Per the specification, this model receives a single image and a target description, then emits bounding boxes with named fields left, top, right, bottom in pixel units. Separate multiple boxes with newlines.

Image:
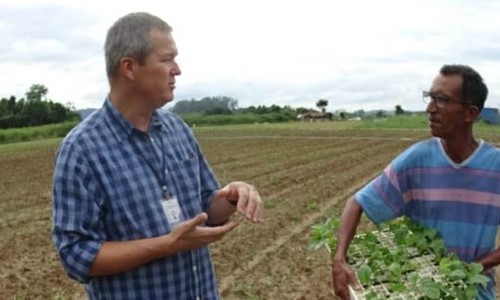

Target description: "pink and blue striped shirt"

left=355, top=137, right=500, bottom=299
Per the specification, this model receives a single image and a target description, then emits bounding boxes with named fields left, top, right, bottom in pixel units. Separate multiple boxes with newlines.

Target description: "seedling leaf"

left=420, top=278, right=441, bottom=299
left=357, top=264, right=372, bottom=285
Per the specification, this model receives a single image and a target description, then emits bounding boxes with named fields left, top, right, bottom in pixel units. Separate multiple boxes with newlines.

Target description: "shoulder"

left=477, top=141, right=500, bottom=168
left=388, top=138, right=438, bottom=172
left=158, top=109, right=185, bottom=124
left=396, top=138, right=437, bottom=161
left=59, top=108, right=107, bottom=155
left=480, top=141, right=500, bottom=154
left=158, top=110, right=193, bottom=135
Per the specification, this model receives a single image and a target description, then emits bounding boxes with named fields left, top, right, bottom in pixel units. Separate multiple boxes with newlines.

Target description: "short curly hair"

left=440, top=64, right=488, bottom=111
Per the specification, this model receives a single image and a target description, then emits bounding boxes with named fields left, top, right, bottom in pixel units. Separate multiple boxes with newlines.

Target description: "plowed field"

left=0, top=123, right=498, bottom=299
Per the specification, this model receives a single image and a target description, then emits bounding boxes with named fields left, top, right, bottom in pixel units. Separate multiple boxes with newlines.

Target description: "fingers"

left=332, top=263, right=352, bottom=300
left=221, top=182, right=263, bottom=223
left=189, top=212, right=209, bottom=226
left=332, top=275, right=350, bottom=300
left=347, top=269, right=361, bottom=290
left=234, top=183, right=249, bottom=214
left=172, top=215, right=237, bottom=249
left=214, top=220, right=239, bottom=235
left=333, top=282, right=350, bottom=300
left=215, top=184, right=232, bottom=199
left=171, top=213, right=207, bottom=239
left=245, top=187, right=263, bottom=222
left=194, top=220, right=239, bottom=242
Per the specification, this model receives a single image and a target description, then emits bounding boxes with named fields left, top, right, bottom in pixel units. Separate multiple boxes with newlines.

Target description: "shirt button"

left=193, top=265, right=197, bottom=272
left=196, top=297, right=200, bottom=300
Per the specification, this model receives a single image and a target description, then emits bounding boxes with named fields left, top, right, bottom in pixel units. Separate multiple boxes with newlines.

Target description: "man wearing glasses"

left=331, top=64, right=500, bottom=300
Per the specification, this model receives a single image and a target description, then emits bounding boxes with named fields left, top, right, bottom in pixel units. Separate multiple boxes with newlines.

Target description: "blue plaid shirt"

left=52, top=98, right=221, bottom=299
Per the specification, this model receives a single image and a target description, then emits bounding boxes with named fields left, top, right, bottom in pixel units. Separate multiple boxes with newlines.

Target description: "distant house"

left=299, top=111, right=333, bottom=122
left=480, top=107, right=500, bottom=125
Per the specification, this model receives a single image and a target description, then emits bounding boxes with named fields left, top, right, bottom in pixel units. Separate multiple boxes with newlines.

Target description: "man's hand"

left=214, top=181, right=263, bottom=223
left=168, top=213, right=239, bottom=253
left=88, top=213, right=238, bottom=276
left=332, top=259, right=360, bottom=300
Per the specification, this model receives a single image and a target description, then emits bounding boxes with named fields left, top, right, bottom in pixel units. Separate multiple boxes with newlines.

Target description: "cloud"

left=1, top=0, right=500, bottom=112
left=0, top=4, right=102, bottom=64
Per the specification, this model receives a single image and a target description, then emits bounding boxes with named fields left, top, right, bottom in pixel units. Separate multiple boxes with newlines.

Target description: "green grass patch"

left=355, top=114, right=429, bottom=130
left=354, top=114, right=500, bottom=135
left=0, top=121, right=78, bottom=145
left=0, top=138, right=61, bottom=155
left=0, top=115, right=497, bottom=145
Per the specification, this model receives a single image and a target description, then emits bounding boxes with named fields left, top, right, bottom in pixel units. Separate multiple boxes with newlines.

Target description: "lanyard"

left=131, top=130, right=171, bottom=199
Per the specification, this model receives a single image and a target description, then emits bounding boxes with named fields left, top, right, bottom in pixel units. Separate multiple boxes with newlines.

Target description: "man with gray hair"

left=52, top=12, right=263, bottom=299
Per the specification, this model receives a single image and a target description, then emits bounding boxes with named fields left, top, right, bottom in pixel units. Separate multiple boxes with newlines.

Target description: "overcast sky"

left=1, top=0, right=500, bottom=112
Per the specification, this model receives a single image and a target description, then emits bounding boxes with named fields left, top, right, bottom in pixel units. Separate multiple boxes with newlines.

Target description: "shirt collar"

left=436, top=137, right=484, bottom=169
left=103, top=98, right=166, bottom=142
left=150, top=111, right=164, bottom=133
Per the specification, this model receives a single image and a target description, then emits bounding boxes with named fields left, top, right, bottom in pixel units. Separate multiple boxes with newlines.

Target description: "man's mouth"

left=428, top=118, right=439, bottom=127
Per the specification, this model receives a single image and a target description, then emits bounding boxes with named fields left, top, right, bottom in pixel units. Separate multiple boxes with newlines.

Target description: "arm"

left=332, top=197, right=363, bottom=300
left=52, top=143, right=104, bottom=282
left=53, top=143, right=239, bottom=280
left=476, top=248, right=500, bottom=273
left=89, top=238, right=167, bottom=276
left=89, top=213, right=238, bottom=276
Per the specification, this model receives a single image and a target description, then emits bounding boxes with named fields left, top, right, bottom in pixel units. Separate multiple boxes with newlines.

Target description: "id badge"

left=161, top=196, right=184, bottom=227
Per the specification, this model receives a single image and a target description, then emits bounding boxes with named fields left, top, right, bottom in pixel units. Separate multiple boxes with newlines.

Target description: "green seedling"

left=309, top=216, right=490, bottom=299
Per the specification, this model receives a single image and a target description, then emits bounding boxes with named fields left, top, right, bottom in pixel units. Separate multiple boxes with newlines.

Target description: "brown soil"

left=0, top=128, right=498, bottom=299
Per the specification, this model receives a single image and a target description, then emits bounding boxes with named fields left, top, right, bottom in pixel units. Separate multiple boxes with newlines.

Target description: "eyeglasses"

left=422, top=91, right=469, bottom=109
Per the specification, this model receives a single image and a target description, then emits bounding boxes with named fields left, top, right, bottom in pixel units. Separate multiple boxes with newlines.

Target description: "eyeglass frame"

left=422, top=90, right=474, bottom=109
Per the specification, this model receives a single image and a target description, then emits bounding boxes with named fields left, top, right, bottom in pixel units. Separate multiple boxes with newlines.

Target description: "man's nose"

left=426, top=99, right=437, bottom=113
left=172, top=61, right=181, bottom=76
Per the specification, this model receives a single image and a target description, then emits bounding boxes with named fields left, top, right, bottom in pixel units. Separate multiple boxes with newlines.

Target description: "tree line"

left=171, top=96, right=402, bottom=121
left=0, top=84, right=80, bottom=129
left=172, top=96, right=238, bottom=115
left=172, top=96, right=312, bottom=116
left=1, top=84, right=407, bottom=130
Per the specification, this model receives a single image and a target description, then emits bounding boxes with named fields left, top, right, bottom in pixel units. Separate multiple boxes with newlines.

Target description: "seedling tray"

left=348, top=229, right=455, bottom=300
left=348, top=254, right=441, bottom=299
left=309, top=217, right=489, bottom=299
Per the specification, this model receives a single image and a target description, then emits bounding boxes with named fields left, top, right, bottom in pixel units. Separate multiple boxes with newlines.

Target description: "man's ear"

left=119, top=57, right=137, bottom=81
left=465, top=105, right=480, bottom=123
